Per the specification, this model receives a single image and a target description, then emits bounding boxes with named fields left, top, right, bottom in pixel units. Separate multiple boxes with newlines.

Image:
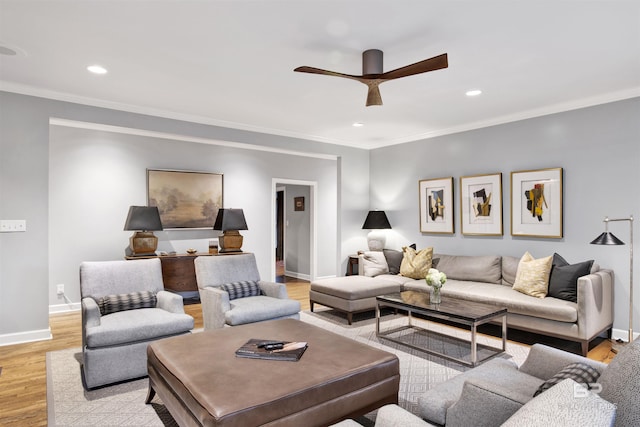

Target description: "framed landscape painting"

left=419, top=177, right=454, bottom=234
left=510, top=167, right=563, bottom=238
left=460, top=173, right=503, bottom=236
left=147, top=169, right=223, bottom=229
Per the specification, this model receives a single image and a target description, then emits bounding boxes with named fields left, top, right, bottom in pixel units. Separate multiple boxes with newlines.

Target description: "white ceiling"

left=1, top=1, right=639, bottom=149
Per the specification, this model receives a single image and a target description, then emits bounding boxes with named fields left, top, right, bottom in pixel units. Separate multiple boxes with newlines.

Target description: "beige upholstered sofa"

left=310, top=251, right=613, bottom=356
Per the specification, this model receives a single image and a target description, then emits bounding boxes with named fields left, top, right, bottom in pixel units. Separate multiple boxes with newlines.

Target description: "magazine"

left=235, top=338, right=308, bottom=361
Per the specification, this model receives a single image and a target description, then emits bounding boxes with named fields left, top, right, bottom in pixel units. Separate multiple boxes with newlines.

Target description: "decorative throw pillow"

left=220, top=280, right=262, bottom=300
left=400, top=246, right=433, bottom=279
left=97, top=290, right=157, bottom=315
left=361, top=251, right=389, bottom=277
left=547, top=253, right=594, bottom=302
left=512, top=252, right=553, bottom=298
left=533, top=362, right=601, bottom=397
left=383, top=249, right=403, bottom=275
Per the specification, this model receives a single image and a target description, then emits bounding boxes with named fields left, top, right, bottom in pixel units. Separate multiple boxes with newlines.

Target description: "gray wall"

left=370, top=98, right=640, bottom=339
left=48, top=126, right=336, bottom=308
left=0, top=91, right=370, bottom=343
left=283, top=184, right=311, bottom=277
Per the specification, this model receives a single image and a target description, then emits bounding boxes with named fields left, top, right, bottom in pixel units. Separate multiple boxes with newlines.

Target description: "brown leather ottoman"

left=146, top=318, right=399, bottom=427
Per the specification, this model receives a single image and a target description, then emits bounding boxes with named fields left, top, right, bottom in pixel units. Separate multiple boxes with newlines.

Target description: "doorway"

left=271, top=179, right=317, bottom=283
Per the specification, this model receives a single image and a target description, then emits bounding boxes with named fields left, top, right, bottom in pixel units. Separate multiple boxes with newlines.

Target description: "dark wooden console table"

left=126, top=253, right=212, bottom=303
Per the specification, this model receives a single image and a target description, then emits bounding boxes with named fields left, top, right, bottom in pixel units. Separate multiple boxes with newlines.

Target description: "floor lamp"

left=590, top=215, right=634, bottom=351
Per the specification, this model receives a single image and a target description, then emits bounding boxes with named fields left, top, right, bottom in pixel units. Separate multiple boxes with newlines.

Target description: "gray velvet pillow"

left=548, top=253, right=594, bottom=302
left=383, top=249, right=403, bottom=275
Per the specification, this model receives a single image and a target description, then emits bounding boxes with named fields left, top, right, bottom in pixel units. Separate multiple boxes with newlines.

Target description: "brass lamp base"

left=129, top=231, right=158, bottom=256
left=219, top=230, right=244, bottom=253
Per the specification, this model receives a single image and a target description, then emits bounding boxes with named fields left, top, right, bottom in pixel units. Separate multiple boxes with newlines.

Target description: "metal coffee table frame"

left=376, top=292, right=507, bottom=367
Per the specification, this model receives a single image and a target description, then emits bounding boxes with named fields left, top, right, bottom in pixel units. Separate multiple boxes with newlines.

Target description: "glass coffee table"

left=376, top=291, right=507, bottom=367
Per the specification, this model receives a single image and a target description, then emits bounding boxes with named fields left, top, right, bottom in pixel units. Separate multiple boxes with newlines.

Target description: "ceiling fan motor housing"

left=363, top=49, right=383, bottom=75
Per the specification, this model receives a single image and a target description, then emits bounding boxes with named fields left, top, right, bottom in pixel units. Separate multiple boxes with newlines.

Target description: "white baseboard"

left=284, top=270, right=311, bottom=281
left=49, top=302, right=81, bottom=314
left=0, top=328, right=52, bottom=347
left=611, top=327, right=639, bottom=343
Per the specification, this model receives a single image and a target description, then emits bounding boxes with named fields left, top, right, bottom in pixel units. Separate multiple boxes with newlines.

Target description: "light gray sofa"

left=194, top=253, right=301, bottom=330
left=310, top=252, right=613, bottom=355
left=80, top=258, right=194, bottom=389
left=334, top=336, right=640, bottom=427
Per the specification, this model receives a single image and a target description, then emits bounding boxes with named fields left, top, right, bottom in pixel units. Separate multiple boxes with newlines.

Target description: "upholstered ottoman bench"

left=146, top=318, right=400, bottom=426
left=310, top=276, right=403, bottom=324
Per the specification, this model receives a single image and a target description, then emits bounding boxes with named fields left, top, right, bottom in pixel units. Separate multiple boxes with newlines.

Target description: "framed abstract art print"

left=510, top=167, right=563, bottom=238
left=419, top=177, right=454, bottom=234
left=460, top=173, right=503, bottom=236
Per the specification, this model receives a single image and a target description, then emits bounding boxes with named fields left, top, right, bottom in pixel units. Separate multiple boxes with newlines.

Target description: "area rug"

left=46, top=309, right=529, bottom=426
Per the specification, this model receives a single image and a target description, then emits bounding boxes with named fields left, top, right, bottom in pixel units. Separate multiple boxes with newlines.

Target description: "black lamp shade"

left=213, top=209, right=248, bottom=231
left=590, top=232, right=625, bottom=245
left=124, top=206, right=163, bottom=231
left=362, top=210, right=391, bottom=229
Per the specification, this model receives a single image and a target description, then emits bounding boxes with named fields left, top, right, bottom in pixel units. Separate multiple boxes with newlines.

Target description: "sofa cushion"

left=404, top=280, right=578, bottom=323
left=512, top=252, right=553, bottom=298
left=501, top=256, right=520, bottom=286
left=432, top=254, right=502, bottom=284
left=85, top=308, right=194, bottom=348
left=598, top=337, right=640, bottom=426
left=226, top=296, right=300, bottom=325
left=360, top=251, right=389, bottom=277
left=533, top=362, right=600, bottom=397
left=400, top=246, right=433, bottom=279
left=502, top=379, right=616, bottom=427
left=547, top=253, right=594, bottom=302
left=96, top=290, right=157, bottom=315
left=311, top=276, right=400, bottom=300
left=220, top=280, right=263, bottom=300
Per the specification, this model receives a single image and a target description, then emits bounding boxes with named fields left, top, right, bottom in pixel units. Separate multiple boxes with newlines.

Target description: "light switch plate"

left=0, top=220, right=27, bottom=232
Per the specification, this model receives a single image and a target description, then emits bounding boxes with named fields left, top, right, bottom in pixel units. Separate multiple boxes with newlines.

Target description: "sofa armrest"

left=445, top=378, right=528, bottom=427
left=258, top=281, right=288, bottom=299
left=156, top=290, right=186, bottom=314
left=519, top=343, right=607, bottom=380
left=200, top=286, right=230, bottom=330
left=502, top=379, right=616, bottom=427
left=82, top=297, right=101, bottom=328
left=576, top=269, right=614, bottom=341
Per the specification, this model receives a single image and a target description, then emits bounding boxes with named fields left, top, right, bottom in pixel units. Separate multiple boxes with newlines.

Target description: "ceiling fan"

left=294, top=49, right=448, bottom=106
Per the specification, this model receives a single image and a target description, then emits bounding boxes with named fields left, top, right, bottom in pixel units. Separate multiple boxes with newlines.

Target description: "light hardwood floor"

left=0, top=277, right=614, bottom=426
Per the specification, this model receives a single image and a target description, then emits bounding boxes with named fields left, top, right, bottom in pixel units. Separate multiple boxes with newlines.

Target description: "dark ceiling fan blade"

left=380, top=53, right=448, bottom=80
left=294, top=66, right=363, bottom=82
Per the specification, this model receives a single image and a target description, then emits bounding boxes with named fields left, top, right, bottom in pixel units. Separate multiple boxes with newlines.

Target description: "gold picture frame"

left=147, top=169, right=223, bottom=229
left=419, top=177, right=454, bottom=234
left=510, top=167, right=563, bottom=238
left=460, top=173, right=503, bottom=236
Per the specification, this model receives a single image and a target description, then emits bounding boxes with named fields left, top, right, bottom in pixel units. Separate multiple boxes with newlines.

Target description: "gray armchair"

left=80, top=258, right=194, bottom=389
left=194, top=253, right=300, bottom=330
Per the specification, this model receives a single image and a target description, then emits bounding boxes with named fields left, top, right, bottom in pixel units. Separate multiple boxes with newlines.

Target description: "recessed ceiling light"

left=352, top=122, right=364, bottom=127
left=466, top=89, right=482, bottom=97
left=87, top=65, right=108, bottom=75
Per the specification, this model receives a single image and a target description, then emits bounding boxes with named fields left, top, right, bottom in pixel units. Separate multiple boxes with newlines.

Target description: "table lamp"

left=213, top=208, right=248, bottom=253
left=124, top=206, right=163, bottom=256
left=591, top=215, right=634, bottom=351
left=362, top=210, right=392, bottom=251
